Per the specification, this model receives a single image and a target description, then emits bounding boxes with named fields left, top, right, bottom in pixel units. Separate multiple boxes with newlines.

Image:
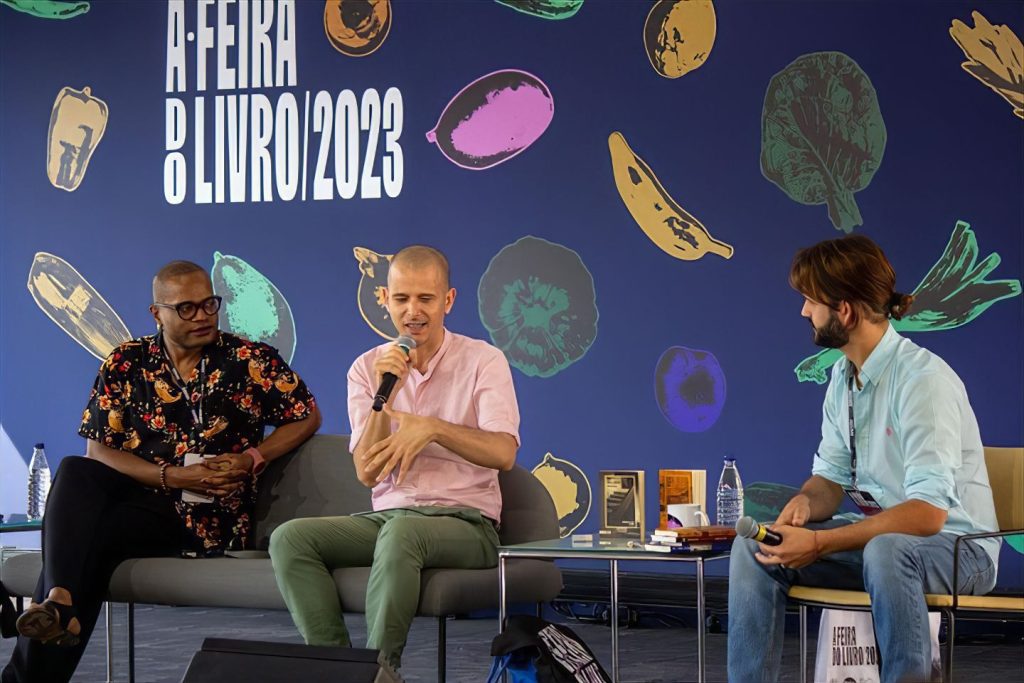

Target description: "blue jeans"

left=727, top=519, right=996, bottom=683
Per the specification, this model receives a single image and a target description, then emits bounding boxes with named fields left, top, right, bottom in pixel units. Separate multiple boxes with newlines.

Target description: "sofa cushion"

left=251, top=434, right=370, bottom=549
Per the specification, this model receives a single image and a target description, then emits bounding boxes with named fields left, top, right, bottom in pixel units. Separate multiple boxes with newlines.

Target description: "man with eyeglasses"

left=3, top=260, right=321, bottom=683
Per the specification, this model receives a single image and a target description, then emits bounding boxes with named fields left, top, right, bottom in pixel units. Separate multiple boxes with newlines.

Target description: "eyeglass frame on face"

left=152, top=295, right=223, bottom=321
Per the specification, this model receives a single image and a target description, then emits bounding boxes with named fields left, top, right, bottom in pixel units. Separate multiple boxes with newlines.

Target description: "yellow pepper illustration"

left=47, top=86, right=108, bottom=191
left=608, top=132, right=733, bottom=261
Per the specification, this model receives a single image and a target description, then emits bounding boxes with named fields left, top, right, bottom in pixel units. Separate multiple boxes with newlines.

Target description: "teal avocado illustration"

left=478, top=236, right=598, bottom=378
left=494, top=0, right=584, bottom=21
left=744, top=482, right=800, bottom=522
left=212, top=252, right=297, bottom=363
left=532, top=452, right=592, bottom=537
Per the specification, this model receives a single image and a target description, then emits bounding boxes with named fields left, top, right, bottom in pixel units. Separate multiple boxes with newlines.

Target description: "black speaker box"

left=181, top=638, right=402, bottom=682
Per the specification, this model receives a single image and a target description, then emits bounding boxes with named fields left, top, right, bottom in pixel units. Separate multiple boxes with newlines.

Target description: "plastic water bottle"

left=715, top=456, right=743, bottom=527
left=27, top=443, right=51, bottom=521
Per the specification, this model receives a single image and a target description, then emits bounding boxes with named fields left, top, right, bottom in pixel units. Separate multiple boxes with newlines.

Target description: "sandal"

left=15, top=599, right=80, bottom=647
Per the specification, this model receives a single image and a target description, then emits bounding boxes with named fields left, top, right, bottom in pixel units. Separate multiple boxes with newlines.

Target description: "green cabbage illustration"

left=795, top=221, right=1022, bottom=383
left=478, top=236, right=598, bottom=378
left=761, top=51, right=887, bottom=233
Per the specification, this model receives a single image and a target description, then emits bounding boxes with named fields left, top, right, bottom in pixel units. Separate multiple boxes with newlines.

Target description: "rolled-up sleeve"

left=473, top=349, right=521, bottom=445
left=347, top=355, right=375, bottom=454
left=811, top=366, right=853, bottom=488
left=895, top=373, right=961, bottom=511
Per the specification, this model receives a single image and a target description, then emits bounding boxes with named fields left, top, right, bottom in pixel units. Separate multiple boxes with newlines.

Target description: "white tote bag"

left=814, top=609, right=941, bottom=683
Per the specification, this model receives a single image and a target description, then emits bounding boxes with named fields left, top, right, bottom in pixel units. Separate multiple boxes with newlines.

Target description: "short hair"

left=389, top=245, right=450, bottom=289
left=789, top=235, right=914, bottom=323
left=152, top=260, right=209, bottom=301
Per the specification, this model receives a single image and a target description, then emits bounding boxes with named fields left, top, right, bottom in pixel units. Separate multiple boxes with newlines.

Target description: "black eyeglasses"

left=153, top=295, right=222, bottom=321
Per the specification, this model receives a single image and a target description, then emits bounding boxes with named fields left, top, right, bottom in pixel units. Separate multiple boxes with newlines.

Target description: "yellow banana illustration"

left=202, top=415, right=228, bottom=439
left=274, top=371, right=299, bottom=393
left=248, top=359, right=265, bottom=383
left=27, top=252, right=132, bottom=360
left=950, top=11, right=1024, bottom=119
left=124, top=430, right=141, bottom=450
left=608, top=132, right=733, bottom=261
left=107, top=409, right=124, bottom=433
left=154, top=379, right=181, bottom=404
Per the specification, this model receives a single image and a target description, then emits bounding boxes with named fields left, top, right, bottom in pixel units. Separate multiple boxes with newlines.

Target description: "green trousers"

left=269, top=506, right=499, bottom=668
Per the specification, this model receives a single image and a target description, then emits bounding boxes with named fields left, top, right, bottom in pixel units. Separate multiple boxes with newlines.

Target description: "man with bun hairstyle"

left=727, top=235, right=999, bottom=683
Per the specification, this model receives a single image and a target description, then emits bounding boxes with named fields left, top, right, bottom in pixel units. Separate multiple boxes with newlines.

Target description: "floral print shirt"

left=79, top=332, right=316, bottom=552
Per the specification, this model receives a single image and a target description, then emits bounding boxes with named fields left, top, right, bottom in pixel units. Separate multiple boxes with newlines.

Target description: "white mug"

left=667, top=503, right=710, bottom=528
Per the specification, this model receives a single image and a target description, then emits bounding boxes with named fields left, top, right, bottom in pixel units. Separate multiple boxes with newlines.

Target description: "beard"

left=811, top=311, right=849, bottom=349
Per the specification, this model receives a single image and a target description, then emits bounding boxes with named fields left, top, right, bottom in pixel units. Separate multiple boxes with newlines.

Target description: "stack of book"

left=643, top=525, right=736, bottom=553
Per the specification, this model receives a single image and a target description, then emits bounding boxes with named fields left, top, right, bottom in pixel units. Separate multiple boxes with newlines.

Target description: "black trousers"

left=2, top=456, right=182, bottom=683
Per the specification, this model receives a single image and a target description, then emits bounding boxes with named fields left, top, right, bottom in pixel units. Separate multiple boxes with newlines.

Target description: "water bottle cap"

left=34, top=443, right=44, bottom=449
left=724, top=456, right=735, bottom=462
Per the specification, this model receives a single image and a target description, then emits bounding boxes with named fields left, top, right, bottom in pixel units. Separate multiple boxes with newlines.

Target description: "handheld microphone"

left=735, top=516, right=783, bottom=546
left=372, top=335, right=417, bottom=412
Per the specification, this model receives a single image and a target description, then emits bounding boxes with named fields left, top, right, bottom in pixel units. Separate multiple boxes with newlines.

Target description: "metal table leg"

left=697, top=558, right=706, bottom=683
left=498, top=555, right=507, bottom=633
left=105, top=602, right=113, bottom=683
left=610, top=559, right=619, bottom=683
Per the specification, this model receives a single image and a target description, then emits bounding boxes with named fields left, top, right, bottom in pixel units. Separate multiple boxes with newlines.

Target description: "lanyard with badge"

left=842, top=370, right=884, bottom=516
left=160, top=335, right=207, bottom=440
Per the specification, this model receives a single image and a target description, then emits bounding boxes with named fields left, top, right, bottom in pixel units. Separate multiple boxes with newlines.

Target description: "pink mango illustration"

left=426, top=69, right=554, bottom=170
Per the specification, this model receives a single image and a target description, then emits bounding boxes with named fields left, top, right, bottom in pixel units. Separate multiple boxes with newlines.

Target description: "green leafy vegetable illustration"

left=761, top=51, right=887, bottom=233
left=795, top=221, right=1022, bottom=383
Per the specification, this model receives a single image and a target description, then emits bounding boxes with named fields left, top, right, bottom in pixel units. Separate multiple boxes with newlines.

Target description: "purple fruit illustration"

left=426, top=69, right=554, bottom=170
left=654, top=345, right=726, bottom=432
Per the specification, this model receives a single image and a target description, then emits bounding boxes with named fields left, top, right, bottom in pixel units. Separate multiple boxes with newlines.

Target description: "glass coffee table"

left=498, top=537, right=729, bottom=683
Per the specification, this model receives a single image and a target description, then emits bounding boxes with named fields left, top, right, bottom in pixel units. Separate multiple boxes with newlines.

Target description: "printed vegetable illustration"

left=27, top=252, right=131, bottom=360
left=644, top=0, right=717, bottom=79
left=532, top=452, right=593, bottom=537
left=427, top=70, right=554, bottom=170
left=354, top=246, right=398, bottom=340
left=609, top=131, right=733, bottom=261
left=745, top=482, right=800, bottom=522
left=1, top=0, right=89, bottom=20
left=478, top=236, right=598, bottom=378
left=795, top=221, right=1022, bottom=383
left=761, top=52, right=887, bottom=232
left=324, top=0, right=391, bottom=57
left=494, top=0, right=583, bottom=20
left=950, top=11, right=1024, bottom=119
left=47, top=86, right=108, bottom=191
left=211, top=252, right=297, bottom=363
left=655, top=345, right=727, bottom=432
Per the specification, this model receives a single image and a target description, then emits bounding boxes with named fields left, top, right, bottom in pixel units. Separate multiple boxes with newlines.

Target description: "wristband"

left=244, top=447, right=266, bottom=475
left=159, top=462, right=171, bottom=493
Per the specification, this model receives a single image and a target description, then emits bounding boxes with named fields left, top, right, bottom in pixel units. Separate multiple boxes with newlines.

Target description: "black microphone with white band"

left=735, top=516, right=783, bottom=546
left=372, top=335, right=417, bottom=412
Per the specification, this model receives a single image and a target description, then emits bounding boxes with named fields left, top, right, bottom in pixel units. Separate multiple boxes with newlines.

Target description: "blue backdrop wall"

left=1, top=0, right=1022, bottom=587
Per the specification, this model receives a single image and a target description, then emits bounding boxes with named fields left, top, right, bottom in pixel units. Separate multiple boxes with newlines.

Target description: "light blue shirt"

left=812, top=324, right=1001, bottom=569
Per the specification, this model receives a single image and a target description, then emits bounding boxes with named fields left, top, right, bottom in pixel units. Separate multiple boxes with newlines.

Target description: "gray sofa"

left=0, top=434, right=564, bottom=682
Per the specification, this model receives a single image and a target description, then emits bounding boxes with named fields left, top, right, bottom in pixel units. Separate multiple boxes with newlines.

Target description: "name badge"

left=843, top=486, right=883, bottom=516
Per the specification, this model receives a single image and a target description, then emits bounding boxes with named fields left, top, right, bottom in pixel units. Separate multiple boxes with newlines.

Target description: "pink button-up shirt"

left=347, top=330, right=520, bottom=521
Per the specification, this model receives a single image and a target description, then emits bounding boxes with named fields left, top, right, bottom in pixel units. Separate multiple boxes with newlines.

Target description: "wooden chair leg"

left=437, top=615, right=447, bottom=683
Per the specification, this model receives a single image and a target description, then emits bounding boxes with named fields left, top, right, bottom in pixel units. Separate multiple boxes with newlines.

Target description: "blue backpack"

left=487, top=615, right=611, bottom=683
